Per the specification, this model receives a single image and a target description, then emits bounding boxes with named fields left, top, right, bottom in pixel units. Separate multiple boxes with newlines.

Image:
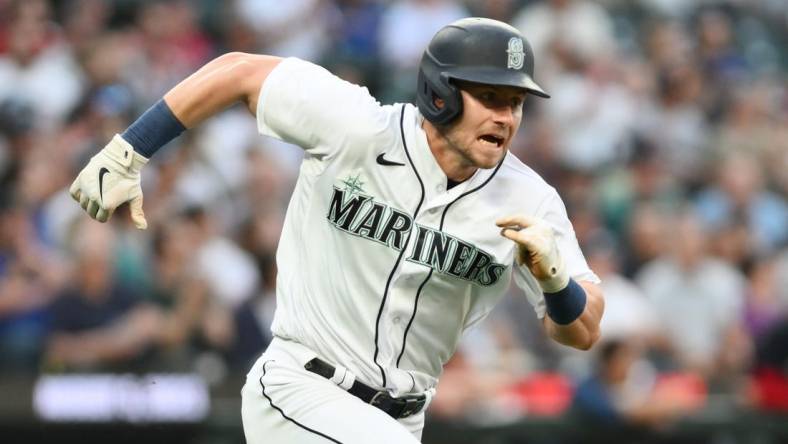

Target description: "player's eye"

left=479, top=93, right=491, bottom=102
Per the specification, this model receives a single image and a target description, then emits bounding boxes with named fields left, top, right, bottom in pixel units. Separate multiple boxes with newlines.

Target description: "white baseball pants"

left=241, top=337, right=428, bottom=443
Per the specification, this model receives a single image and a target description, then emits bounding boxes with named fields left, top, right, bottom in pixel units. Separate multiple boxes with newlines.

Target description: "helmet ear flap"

left=417, top=62, right=463, bottom=126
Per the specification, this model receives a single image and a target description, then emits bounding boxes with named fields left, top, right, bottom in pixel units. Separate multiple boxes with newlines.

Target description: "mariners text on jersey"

left=327, top=185, right=506, bottom=287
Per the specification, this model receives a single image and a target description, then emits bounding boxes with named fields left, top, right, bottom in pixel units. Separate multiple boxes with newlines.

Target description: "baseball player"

left=69, top=18, right=604, bottom=443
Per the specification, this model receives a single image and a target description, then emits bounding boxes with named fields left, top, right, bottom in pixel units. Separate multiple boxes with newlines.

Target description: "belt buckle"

left=399, top=396, right=426, bottom=418
left=369, top=391, right=387, bottom=408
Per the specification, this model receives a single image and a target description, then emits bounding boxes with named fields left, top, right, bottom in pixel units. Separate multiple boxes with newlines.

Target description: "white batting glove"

left=69, top=134, right=149, bottom=229
left=496, top=215, right=569, bottom=293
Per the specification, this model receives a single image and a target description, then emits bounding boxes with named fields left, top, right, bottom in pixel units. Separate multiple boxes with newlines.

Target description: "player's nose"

left=490, top=104, right=515, bottom=127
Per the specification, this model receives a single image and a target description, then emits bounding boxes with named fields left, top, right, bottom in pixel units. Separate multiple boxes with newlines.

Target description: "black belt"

left=304, top=358, right=426, bottom=419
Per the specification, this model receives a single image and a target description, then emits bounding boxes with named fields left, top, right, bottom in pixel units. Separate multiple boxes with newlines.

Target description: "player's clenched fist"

left=69, top=135, right=149, bottom=229
left=496, top=215, right=569, bottom=293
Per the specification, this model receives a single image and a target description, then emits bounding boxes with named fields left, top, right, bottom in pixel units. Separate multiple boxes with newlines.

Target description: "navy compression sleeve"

left=121, top=99, right=186, bottom=158
left=544, top=278, right=587, bottom=325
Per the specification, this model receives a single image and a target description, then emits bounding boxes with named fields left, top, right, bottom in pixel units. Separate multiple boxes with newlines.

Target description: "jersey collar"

left=406, top=106, right=501, bottom=209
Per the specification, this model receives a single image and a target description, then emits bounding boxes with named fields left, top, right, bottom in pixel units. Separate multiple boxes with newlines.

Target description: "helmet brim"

left=447, top=67, right=550, bottom=99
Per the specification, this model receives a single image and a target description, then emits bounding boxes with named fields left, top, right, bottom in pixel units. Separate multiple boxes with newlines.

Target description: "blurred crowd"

left=0, top=0, right=786, bottom=436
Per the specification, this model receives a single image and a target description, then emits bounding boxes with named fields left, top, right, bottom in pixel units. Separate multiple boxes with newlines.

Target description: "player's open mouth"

left=479, top=134, right=505, bottom=147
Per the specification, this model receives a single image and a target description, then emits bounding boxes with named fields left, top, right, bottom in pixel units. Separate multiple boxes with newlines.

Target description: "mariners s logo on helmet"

left=506, top=37, right=524, bottom=70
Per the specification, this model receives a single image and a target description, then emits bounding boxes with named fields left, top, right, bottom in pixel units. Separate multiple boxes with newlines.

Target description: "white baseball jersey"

left=255, top=57, right=598, bottom=397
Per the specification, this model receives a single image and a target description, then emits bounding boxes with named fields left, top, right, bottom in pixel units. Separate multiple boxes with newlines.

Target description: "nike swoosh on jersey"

left=98, top=167, right=110, bottom=203
left=376, top=153, right=405, bottom=167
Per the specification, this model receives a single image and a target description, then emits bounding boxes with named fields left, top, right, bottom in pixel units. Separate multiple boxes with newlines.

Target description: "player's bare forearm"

left=543, top=281, right=604, bottom=350
left=69, top=53, right=281, bottom=229
left=163, top=52, right=282, bottom=127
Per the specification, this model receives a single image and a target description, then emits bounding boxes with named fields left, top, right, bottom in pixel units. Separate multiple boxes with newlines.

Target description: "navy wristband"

left=122, top=99, right=186, bottom=158
left=544, top=278, right=587, bottom=325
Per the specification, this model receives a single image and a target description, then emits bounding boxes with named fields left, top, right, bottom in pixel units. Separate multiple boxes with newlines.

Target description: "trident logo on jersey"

left=506, top=37, right=524, bottom=70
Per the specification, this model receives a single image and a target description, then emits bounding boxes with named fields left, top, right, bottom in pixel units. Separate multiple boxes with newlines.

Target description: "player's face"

left=442, top=81, right=525, bottom=170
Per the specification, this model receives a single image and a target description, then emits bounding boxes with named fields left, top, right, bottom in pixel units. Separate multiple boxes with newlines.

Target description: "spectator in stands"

left=743, top=254, right=787, bottom=341
left=145, top=221, right=212, bottom=370
left=584, top=233, right=659, bottom=344
left=695, top=152, right=788, bottom=256
left=620, top=203, right=668, bottom=279
left=0, top=0, right=84, bottom=128
left=572, top=339, right=702, bottom=432
left=234, top=0, right=335, bottom=62
left=512, top=0, right=615, bottom=71
left=377, top=0, right=468, bottom=99
left=636, top=210, right=750, bottom=378
left=184, top=206, right=261, bottom=310
left=596, top=138, right=682, bottom=238
left=231, top=251, right=277, bottom=371
left=751, top=317, right=788, bottom=412
left=44, top=221, right=161, bottom=371
left=0, top=201, right=67, bottom=372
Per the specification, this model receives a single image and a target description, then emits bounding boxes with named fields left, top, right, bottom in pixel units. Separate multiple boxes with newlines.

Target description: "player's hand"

left=496, top=215, right=568, bottom=293
left=69, top=134, right=149, bottom=229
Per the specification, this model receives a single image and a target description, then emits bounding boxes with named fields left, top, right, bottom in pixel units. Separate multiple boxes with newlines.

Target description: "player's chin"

left=472, top=140, right=507, bottom=168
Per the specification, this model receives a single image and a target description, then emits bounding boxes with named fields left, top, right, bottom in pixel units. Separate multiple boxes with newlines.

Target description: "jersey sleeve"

left=255, top=57, right=388, bottom=159
left=513, top=188, right=600, bottom=319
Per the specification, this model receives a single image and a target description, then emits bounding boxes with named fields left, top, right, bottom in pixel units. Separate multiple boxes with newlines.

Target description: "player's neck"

left=422, top=119, right=477, bottom=182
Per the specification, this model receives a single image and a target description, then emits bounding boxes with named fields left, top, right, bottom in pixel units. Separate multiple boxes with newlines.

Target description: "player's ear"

left=432, top=94, right=445, bottom=109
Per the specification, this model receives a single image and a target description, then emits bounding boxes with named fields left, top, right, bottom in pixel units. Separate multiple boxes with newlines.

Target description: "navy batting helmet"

left=417, top=17, right=549, bottom=126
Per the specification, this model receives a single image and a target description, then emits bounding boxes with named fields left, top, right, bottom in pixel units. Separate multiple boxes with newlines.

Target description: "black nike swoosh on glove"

left=98, top=167, right=110, bottom=203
